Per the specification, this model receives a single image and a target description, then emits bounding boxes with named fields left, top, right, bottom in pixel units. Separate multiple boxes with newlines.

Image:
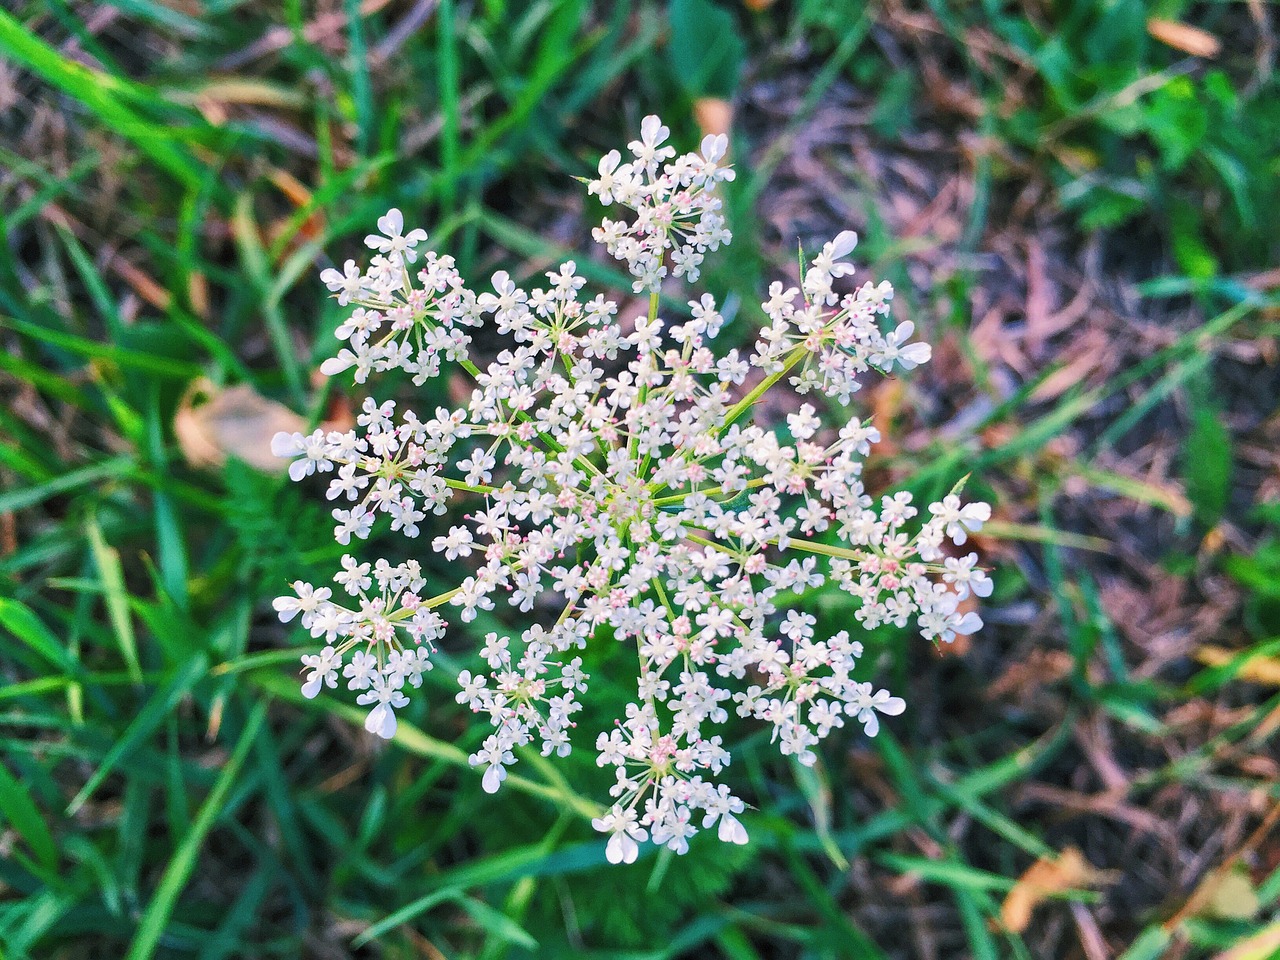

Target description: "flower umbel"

left=274, top=116, right=991, bottom=862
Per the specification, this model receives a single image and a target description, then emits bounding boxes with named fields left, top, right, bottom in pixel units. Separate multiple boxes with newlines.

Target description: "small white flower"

left=847, top=683, right=906, bottom=737
left=357, top=673, right=408, bottom=739
left=628, top=115, right=674, bottom=170
left=364, top=208, right=428, bottom=263
left=592, top=805, right=648, bottom=864
left=320, top=259, right=366, bottom=305
left=300, top=645, right=341, bottom=698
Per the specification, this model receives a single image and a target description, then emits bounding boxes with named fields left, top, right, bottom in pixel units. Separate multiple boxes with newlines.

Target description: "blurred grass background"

left=2, top=1, right=1280, bottom=957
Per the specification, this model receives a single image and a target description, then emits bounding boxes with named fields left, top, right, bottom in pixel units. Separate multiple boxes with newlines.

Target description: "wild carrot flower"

left=273, top=116, right=991, bottom=862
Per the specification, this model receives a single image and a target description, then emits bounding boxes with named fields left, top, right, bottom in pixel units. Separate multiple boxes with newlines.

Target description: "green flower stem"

left=717, top=346, right=808, bottom=436
left=442, top=477, right=498, bottom=496
left=650, top=477, right=767, bottom=506
left=629, top=290, right=662, bottom=467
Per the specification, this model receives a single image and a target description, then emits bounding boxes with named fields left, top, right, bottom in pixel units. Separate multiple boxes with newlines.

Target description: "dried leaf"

left=1147, top=18, right=1221, bottom=58
left=693, top=97, right=733, bottom=140
left=1203, top=867, right=1260, bottom=920
left=1196, top=645, right=1280, bottom=687
left=267, top=168, right=326, bottom=255
left=174, top=379, right=306, bottom=472
left=1000, top=847, right=1115, bottom=933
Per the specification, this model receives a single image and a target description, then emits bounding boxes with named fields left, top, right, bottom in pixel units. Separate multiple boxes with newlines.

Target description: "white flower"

left=388, top=646, right=433, bottom=688
left=930, top=495, right=991, bottom=545
left=364, top=208, right=428, bottom=263
left=273, top=582, right=331, bottom=624
left=847, top=684, right=905, bottom=737
left=588, top=149, right=625, bottom=204
left=357, top=673, right=408, bottom=739
left=320, top=259, right=366, bottom=305
left=874, top=321, right=932, bottom=371
left=592, top=806, right=648, bottom=864
left=432, top=525, right=475, bottom=560
left=300, top=645, right=341, bottom=698
left=701, top=785, right=749, bottom=845
left=472, top=733, right=516, bottom=794
left=272, top=114, right=992, bottom=862
left=944, top=553, right=993, bottom=599
left=627, top=115, right=674, bottom=171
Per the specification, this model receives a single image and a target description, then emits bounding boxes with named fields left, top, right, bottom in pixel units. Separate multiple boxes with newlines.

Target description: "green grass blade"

left=86, top=513, right=142, bottom=683
left=0, top=761, right=58, bottom=870
left=67, top=654, right=209, bottom=814
left=124, top=700, right=267, bottom=960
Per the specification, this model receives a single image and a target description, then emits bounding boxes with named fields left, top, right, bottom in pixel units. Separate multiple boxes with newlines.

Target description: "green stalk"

left=718, top=346, right=808, bottom=436
left=628, top=290, right=662, bottom=468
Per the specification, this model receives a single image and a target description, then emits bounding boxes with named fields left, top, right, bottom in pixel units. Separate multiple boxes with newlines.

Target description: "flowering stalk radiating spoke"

left=272, top=115, right=991, bottom=862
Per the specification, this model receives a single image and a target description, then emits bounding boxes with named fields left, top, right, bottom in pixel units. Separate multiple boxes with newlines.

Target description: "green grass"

left=2, top=1, right=1279, bottom=957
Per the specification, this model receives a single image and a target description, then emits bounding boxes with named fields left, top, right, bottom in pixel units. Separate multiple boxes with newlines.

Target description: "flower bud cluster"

left=589, top=115, right=734, bottom=293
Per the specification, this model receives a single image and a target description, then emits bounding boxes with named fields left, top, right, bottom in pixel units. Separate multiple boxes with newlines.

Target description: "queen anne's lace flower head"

left=274, top=116, right=991, bottom=864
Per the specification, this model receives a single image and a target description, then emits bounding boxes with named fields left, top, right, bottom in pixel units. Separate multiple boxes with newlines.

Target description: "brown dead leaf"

left=1024, top=238, right=1054, bottom=356
left=1147, top=18, right=1221, bottom=57
left=1000, top=847, right=1116, bottom=933
left=1196, top=645, right=1280, bottom=687
left=1203, top=867, right=1260, bottom=920
left=267, top=168, right=326, bottom=256
left=111, top=257, right=172, bottom=311
left=187, top=271, right=210, bottom=320
left=174, top=379, right=306, bottom=472
left=988, top=649, right=1073, bottom=699
left=867, top=378, right=905, bottom=457
left=1169, top=863, right=1263, bottom=934
left=693, top=97, right=733, bottom=140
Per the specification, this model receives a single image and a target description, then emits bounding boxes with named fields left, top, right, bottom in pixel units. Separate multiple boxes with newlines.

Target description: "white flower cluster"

left=273, top=117, right=991, bottom=864
left=589, top=115, right=733, bottom=292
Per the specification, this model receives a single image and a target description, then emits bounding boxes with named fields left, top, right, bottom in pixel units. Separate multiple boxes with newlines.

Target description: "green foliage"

left=1225, top=503, right=1280, bottom=640
left=1, top=1, right=1277, bottom=958
left=1182, top=370, right=1234, bottom=527
left=668, top=0, right=745, bottom=100
left=833, top=0, right=1280, bottom=273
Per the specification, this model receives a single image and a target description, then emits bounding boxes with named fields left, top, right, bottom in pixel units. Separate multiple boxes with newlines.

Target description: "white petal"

left=288, top=459, right=311, bottom=483
left=320, top=351, right=355, bottom=376
left=605, top=832, right=625, bottom=864
left=301, top=676, right=322, bottom=699
left=606, top=831, right=638, bottom=864
left=862, top=709, right=880, bottom=737
left=878, top=695, right=906, bottom=716
left=271, top=431, right=301, bottom=458
left=377, top=705, right=398, bottom=739
left=379, top=207, right=403, bottom=236
left=482, top=763, right=504, bottom=794
left=718, top=814, right=749, bottom=845
left=640, top=115, right=665, bottom=144
left=272, top=596, right=300, bottom=622
left=364, top=703, right=387, bottom=736
left=830, top=230, right=858, bottom=259
left=899, top=342, right=932, bottom=368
